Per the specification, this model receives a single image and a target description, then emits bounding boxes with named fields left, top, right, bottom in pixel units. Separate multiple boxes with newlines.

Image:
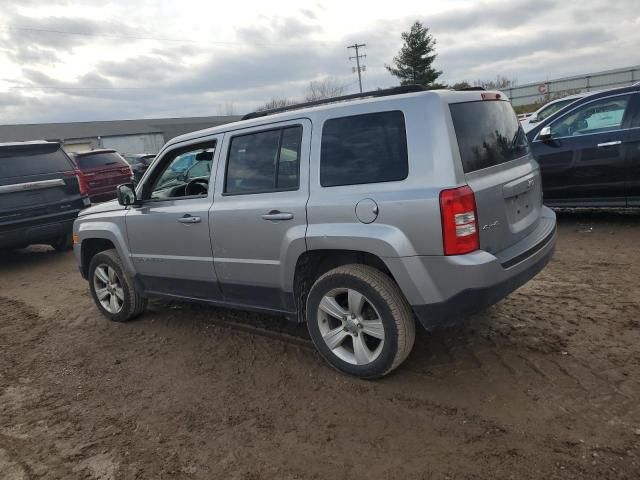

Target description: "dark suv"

left=0, top=141, right=89, bottom=250
left=527, top=84, right=640, bottom=207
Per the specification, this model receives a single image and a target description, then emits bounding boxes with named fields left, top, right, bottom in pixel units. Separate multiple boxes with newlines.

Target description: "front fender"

left=74, top=216, right=134, bottom=275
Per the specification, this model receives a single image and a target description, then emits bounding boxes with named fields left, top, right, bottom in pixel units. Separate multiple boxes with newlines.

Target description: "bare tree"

left=304, top=76, right=347, bottom=102
left=255, top=97, right=297, bottom=112
left=214, top=102, right=237, bottom=116
left=474, top=75, right=518, bottom=90
left=222, top=102, right=236, bottom=116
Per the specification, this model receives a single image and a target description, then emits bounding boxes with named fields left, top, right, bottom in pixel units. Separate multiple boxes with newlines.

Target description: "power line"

left=0, top=24, right=242, bottom=46
left=0, top=24, right=342, bottom=48
left=347, top=42, right=366, bottom=93
left=9, top=86, right=149, bottom=90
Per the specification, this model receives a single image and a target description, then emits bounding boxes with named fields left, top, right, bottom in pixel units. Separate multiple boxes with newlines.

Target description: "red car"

left=68, top=149, right=132, bottom=203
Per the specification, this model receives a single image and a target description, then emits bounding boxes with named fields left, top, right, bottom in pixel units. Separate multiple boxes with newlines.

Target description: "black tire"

left=306, top=264, right=415, bottom=379
left=88, top=248, right=147, bottom=322
left=50, top=233, right=73, bottom=251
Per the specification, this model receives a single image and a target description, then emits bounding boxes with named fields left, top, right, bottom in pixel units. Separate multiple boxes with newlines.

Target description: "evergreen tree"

left=386, top=21, right=442, bottom=88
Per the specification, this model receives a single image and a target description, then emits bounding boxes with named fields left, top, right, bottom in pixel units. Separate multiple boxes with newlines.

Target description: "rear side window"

left=0, top=144, right=73, bottom=179
left=225, top=126, right=302, bottom=194
left=320, top=111, right=408, bottom=187
left=450, top=100, right=529, bottom=173
left=75, top=152, right=126, bottom=170
left=549, top=94, right=631, bottom=137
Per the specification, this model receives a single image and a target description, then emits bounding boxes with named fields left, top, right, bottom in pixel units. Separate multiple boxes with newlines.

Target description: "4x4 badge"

left=482, top=220, right=500, bottom=230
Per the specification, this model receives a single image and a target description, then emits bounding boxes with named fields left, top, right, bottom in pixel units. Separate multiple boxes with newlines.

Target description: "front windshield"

left=537, top=99, right=576, bottom=121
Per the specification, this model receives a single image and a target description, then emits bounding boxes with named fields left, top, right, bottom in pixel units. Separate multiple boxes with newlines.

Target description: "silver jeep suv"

left=73, top=86, right=556, bottom=378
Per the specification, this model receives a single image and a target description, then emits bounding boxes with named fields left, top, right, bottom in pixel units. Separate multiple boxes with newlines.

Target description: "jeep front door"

left=210, top=120, right=310, bottom=313
left=125, top=138, right=222, bottom=299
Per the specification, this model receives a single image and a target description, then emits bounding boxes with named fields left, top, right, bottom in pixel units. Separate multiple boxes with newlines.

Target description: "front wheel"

left=88, top=249, right=147, bottom=322
left=306, top=264, right=415, bottom=378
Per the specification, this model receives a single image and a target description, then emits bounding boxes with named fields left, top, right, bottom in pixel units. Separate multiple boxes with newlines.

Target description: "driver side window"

left=148, top=143, right=216, bottom=200
left=550, top=95, right=630, bottom=137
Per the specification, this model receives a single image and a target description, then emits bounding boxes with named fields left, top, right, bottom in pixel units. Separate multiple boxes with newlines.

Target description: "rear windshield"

left=76, top=152, right=126, bottom=169
left=450, top=100, right=529, bottom=173
left=0, top=144, right=73, bottom=179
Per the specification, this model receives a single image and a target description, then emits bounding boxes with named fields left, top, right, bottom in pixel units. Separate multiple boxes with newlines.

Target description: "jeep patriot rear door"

left=210, top=119, right=311, bottom=313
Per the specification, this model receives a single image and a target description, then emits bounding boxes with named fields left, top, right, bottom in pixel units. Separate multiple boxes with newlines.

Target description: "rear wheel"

left=306, top=264, right=415, bottom=378
left=88, top=249, right=146, bottom=322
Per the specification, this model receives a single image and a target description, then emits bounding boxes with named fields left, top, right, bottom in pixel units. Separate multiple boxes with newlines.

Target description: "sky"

left=0, top=0, right=639, bottom=124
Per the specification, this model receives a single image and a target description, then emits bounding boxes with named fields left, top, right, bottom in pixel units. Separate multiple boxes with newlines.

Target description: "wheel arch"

left=291, top=248, right=402, bottom=323
left=77, top=223, right=133, bottom=278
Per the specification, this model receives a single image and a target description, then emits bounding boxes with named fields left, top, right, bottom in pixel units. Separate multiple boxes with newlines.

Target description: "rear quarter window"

left=320, top=111, right=408, bottom=187
left=0, top=144, right=74, bottom=179
left=450, top=100, right=529, bottom=173
left=75, top=152, right=126, bottom=170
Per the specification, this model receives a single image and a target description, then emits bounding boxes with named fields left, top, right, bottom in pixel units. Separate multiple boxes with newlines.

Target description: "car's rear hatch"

left=449, top=96, right=543, bottom=254
left=0, top=142, right=86, bottom=228
left=74, top=151, right=132, bottom=195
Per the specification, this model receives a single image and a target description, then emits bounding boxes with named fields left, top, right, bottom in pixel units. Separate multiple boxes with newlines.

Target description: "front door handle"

left=597, top=141, right=622, bottom=148
left=261, top=210, right=294, bottom=221
left=178, top=214, right=201, bottom=224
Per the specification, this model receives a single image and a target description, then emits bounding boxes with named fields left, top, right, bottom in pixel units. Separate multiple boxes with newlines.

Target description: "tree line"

left=254, top=21, right=517, bottom=112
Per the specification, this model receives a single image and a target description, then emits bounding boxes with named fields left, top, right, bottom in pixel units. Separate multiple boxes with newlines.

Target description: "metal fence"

left=505, top=65, right=640, bottom=106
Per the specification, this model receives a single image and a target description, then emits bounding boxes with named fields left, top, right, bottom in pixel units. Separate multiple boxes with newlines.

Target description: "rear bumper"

left=88, top=186, right=120, bottom=203
left=386, top=207, right=557, bottom=330
left=0, top=217, right=75, bottom=248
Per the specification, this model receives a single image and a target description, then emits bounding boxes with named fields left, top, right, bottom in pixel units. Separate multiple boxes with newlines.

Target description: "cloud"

left=0, top=14, right=139, bottom=66
left=0, top=0, right=639, bottom=124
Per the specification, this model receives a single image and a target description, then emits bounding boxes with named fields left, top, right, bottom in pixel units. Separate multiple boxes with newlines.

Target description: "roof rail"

left=242, top=84, right=429, bottom=120
left=457, top=86, right=485, bottom=91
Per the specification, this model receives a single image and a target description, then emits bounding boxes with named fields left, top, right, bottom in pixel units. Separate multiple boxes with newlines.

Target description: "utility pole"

left=348, top=43, right=367, bottom=93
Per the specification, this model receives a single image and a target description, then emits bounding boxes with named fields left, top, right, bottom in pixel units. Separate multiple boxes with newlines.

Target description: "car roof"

left=544, top=92, right=589, bottom=105
left=0, top=140, right=60, bottom=149
left=69, top=149, right=118, bottom=157
left=526, top=83, right=640, bottom=137
left=166, top=87, right=505, bottom=148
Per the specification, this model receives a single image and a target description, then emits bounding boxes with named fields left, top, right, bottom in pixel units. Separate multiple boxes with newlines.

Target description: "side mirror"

left=117, top=183, right=138, bottom=206
left=538, top=125, right=552, bottom=141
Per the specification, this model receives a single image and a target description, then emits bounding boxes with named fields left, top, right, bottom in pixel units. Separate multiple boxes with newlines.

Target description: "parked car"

left=68, top=150, right=133, bottom=203
left=0, top=140, right=89, bottom=250
left=521, top=93, right=587, bottom=132
left=527, top=83, right=640, bottom=207
left=123, top=153, right=156, bottom=183
left=73, top=85, right=556, bottom=378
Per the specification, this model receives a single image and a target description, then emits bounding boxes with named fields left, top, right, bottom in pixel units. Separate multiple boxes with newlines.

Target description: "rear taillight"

left=439, top=185, right=479, bottom=255
left=65, top=170, right=89, bottom=196
left=120, top=166, right=132, bottom=175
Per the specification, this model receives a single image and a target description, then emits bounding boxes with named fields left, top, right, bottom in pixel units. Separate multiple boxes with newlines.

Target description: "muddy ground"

left=1, top=212, right=639, bottom=479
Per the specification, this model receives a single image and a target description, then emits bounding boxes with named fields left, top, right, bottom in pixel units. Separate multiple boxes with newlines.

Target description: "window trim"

left=140, top=139, right=217, bottom=203
left=533, top=92, right=633, bottom=142
left=319, top=110, right=409, bottom=188
left=222, top=124, right=303, bottom=197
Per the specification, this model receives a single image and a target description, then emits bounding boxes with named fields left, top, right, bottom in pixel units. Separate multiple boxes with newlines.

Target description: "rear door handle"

left=178, top=215, right=201, bottom=224
left=597, top=141, right=622, bottom=148
left=261, top=210, right=294, bottom=221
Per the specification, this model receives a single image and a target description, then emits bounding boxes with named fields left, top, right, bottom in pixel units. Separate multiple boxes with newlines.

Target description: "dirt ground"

left=1, top=212, right=639, bottom=480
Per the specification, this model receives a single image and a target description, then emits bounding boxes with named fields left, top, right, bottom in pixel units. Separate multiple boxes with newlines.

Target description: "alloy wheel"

left=316, top=288, right=385, bottom=365
left=93, top=264, right=125, bottom=314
